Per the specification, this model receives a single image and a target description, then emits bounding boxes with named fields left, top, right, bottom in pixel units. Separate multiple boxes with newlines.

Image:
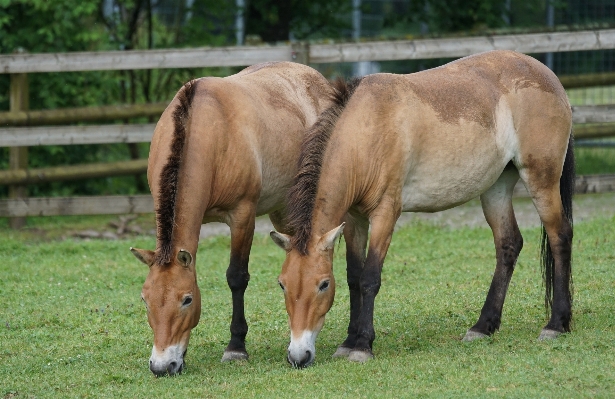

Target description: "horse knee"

left=226, top=265, right=250, bottom=291
left=360, top=268, right=381, bottom=296
left=500, top=229, right=523, bottom=267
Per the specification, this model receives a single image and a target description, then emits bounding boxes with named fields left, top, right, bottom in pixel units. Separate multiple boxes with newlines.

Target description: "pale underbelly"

left=401, top=161, right=508, bottom=213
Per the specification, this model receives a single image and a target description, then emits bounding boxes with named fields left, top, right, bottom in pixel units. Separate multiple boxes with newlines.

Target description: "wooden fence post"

left=9, top=73, right=29, bottom=229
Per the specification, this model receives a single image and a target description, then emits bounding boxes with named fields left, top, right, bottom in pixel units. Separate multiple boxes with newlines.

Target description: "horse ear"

left=270, top=231, right=292, bottom=252
left=317, top=223, right=345, bottom=252
left=130, top=247, right=155, bottom=267
left=177, top=249, right=193, bottom=268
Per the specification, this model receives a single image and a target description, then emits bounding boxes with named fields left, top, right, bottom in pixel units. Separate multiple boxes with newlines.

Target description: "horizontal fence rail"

left=0, top=195, right=153, bottom=217
left=0, top=159, right=147, bottom=185
left=1, top=107, right=613, bottom=149
left=310, top=29, right=615, bottom=63
left=1, top=29, right=615, bottom=73
left=2, top=28, right=615, bottom=223
left=2, top=174, right=614, bottom=217
left=0, top=46, right=291, bottom=73
left=559, top=71, right=615, bottom=89
left=0, top=103, right=167, bottom=126
left=0, top=72, right=612, bottom=128
left=0, top=124, right=156, bottom=147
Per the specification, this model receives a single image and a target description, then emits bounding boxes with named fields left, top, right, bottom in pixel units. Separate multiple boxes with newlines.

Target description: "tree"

left=244, top=0, right=351, bottom=43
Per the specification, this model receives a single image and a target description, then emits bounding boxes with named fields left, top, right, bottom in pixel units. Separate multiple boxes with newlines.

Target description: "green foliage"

left=414, top=0, right=508, bottom=33
left=0, top=0, right=238, bottom=198
left=1, top=208, right=615, bottom=397
left=245, top=0, right=351, bottom=42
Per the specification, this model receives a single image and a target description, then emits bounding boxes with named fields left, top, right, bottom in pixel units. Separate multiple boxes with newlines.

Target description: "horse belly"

left=400, top=104, right=518, bottom=213
left=401, top=166, right=501, bottom=212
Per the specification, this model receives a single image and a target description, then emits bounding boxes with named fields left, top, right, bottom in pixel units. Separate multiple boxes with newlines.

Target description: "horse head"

left=270, top=223, right=345, bottom=367
left=130, top=247, right=201, bottom=376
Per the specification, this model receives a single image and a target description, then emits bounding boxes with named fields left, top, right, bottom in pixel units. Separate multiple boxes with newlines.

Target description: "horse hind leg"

left=518, top=137, right=574, bottom=340
left=524, top=171, right=573, bottom=340
left=464, top=165, right=523, bottom=341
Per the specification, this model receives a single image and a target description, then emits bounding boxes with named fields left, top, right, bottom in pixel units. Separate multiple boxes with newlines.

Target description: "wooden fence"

left=2, top=28, right=615, bottom=221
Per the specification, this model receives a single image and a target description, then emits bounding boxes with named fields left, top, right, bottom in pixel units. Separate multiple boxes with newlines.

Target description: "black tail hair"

left=541, top=131, right=575, bottom=310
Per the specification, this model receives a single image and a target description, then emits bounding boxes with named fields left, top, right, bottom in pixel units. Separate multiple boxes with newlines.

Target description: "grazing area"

left=1, top=194, right=614, bottom=397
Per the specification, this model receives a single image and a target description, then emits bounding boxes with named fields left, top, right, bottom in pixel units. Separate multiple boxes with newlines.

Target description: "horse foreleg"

left=348, top=208, right=398, bottom=362
left=221, top=202, right=256, bottom=362
left=333, top=215, right=369, bottom=358
left=464, top=168, right=523, bottom=341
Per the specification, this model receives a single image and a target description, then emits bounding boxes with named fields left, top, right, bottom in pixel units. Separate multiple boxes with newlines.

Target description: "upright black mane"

left=155, top=79, right=198, bottom=265
left=286, top=77, right=363, bottom=255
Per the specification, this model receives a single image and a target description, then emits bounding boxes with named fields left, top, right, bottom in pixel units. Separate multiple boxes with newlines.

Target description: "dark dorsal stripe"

left=155, top=79, right=198, bottom=265
left=286, top=77, right=363, bottom=255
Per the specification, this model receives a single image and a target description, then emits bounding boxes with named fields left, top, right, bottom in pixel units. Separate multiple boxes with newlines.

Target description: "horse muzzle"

left=287, top=330, right=317, bottom=368
left=149, top=344, right=186, bottom=376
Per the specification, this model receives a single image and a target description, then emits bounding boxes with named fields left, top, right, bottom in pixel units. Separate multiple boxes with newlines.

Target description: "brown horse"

left=129, top=61, right=334, bottom=376
left=271, top=50, right=575, bottom=367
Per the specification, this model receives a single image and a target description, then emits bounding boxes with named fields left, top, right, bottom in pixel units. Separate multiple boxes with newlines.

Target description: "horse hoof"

left=538, top=329, right=561, bottom=340
left=332, top=346, right=352, bottom=358
left=221, top=350, right=249, bottom=362
left=347, top=350, right=374, bottom=363
left=462, top=330, right=488, bottom=342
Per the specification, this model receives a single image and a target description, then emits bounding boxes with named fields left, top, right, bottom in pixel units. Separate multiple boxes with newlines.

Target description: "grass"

left=1, top=206, right=615, bottom=398
left=574, top=147, right=615, bottom=175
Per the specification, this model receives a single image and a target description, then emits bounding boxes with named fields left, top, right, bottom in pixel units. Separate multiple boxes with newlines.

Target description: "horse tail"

left=541, top=130, right=575, bottom=310
left=286, top=77, right=363, bottom=255
left=155, top=79, right=198, bottom=265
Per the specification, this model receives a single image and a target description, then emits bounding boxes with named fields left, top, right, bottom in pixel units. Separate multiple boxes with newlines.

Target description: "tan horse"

left=271, top=50, right=575, bottom=367
left=129, top=62, right=334, bottom=376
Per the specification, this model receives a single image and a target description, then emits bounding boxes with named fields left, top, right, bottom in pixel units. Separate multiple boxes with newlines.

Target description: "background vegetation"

left=1, top=0, right=614, bottom=199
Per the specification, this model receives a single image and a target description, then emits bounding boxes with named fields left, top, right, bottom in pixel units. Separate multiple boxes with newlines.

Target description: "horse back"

left=149, top=62, right=333, bottom=224
left=322, top=51, right=572, bottom=214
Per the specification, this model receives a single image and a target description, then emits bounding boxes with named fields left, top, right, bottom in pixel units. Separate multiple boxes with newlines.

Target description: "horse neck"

left=156, top=141, right=216, bottom=259
left=309, top=167, right=357, bottom=242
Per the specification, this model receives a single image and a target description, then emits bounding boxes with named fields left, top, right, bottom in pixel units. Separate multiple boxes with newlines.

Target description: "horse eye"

left=278, top=281, right=285, bottom=291
left=319, top=280, right=330, bottom=292
left=182, top=296, right=193, bottom=307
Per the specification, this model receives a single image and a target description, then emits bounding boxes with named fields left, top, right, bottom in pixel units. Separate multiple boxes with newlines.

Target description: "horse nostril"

left=304, top=350, right=313, bottom=365
left=168, top=361, right=177, bottom=374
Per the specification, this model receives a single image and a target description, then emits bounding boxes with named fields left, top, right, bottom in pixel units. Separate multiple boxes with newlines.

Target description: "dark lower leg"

left=225, top=252, right=251, bottom=353
left=469, top=226, right=523, bottom=335
left=225, top=213, right=255, bottom=355
left=350, top=211, right=397, bottom=354
left=353, top=250, right=383, bottom=352
left=545, top=221, right=573, bottom=332
left=340, top=219, right=368, bottom=349
left=341, top=250, right=365, bottom=348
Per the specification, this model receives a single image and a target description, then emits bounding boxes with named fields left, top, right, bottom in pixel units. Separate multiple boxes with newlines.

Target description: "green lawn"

left=575, top=147, right=615, bottom=175
left=1, top=207, right=615, bottom=398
